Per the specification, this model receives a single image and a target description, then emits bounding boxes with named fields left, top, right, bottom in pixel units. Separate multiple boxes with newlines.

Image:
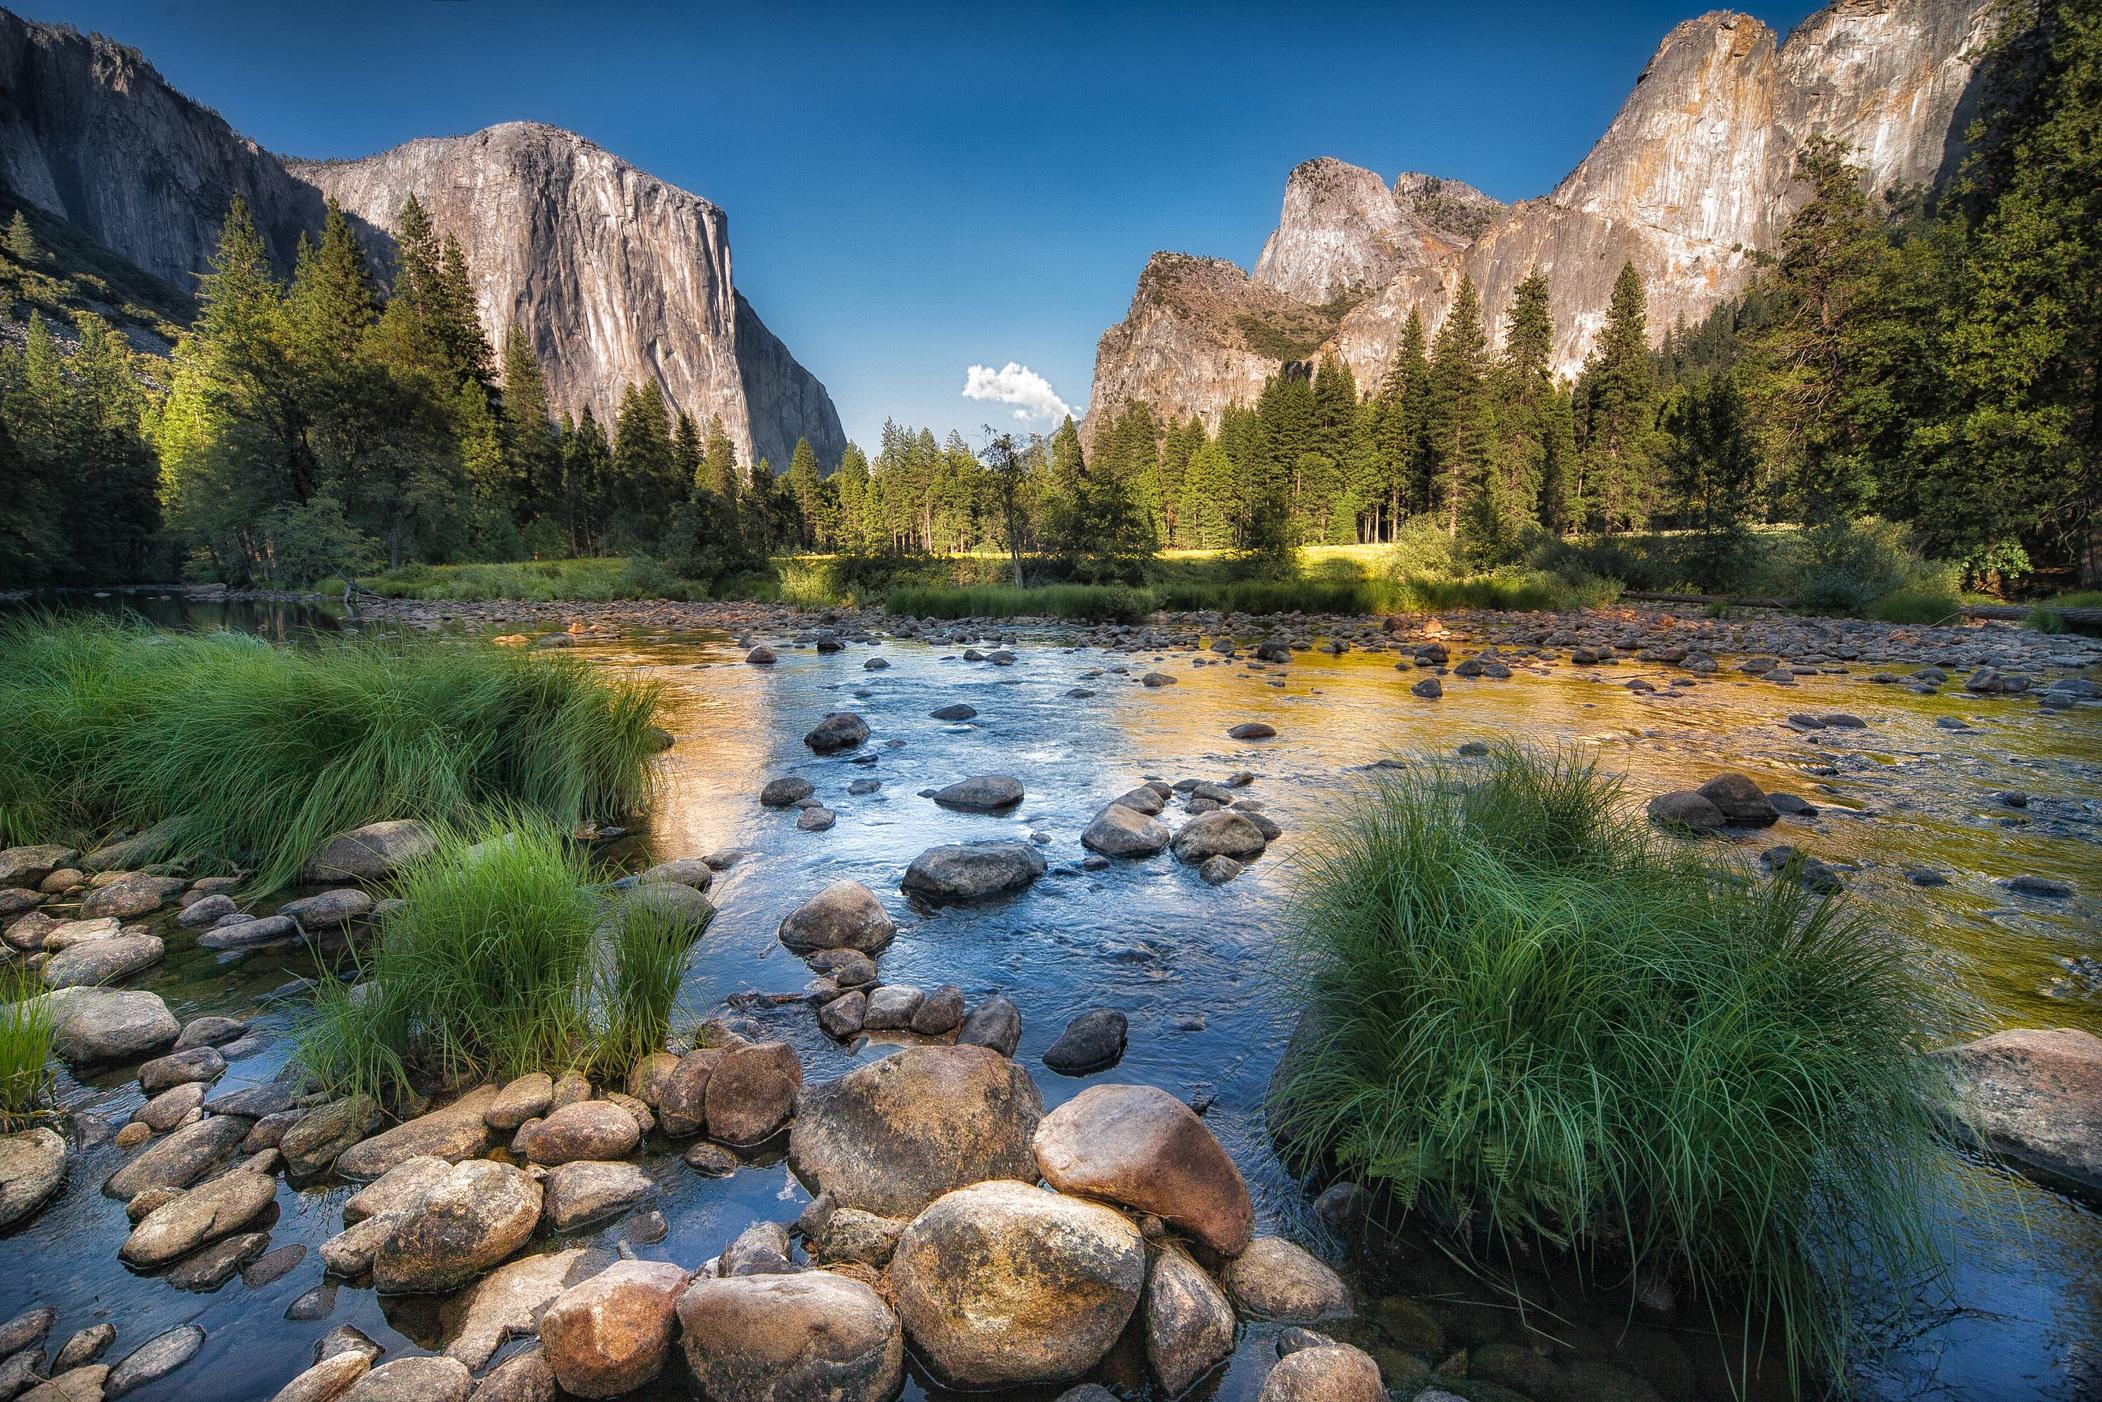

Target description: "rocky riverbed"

left=0, top=596, right=2097, bottom=1401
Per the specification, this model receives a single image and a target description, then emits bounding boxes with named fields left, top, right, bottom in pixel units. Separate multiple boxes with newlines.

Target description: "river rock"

left=441, top=1248, right=586, bottom=1369
left=760, top=776, right=815, bottom=807
left=46, top=986, right=178, bottom=1065
left=931, top=775, right=1025, bottom=811
left=900, top=841, right=1045, bottom=904
left=1171, top=811, right=1267, bottom=864
left=120, top=1168, right=277, bottom=1267
left=705, top=1041, right=802, bottom=1144
left=175, top=1015, right=247, bottom=1049
left=484, top=1074, right=553, bottom=1131
left=957, top=994, right=1022, bottom=1057
left=1033, top=1083, right=1253, bottom=1254
left=43, top=933, right=164, bottom=989
left=653, top=1049, right=722, bottom=1138
left=1646, top=790, right=1725, bottom=832
left=860, top=985, right=922, bottom=1031
left=1042, top=1010, right=1127, bottom=1075
left=517, top=1101, right=640, bottom=1165
left=930, top=703, right=977, bottom=721
left=910, top=983, right=966, bottom=1036
left=637, top=857, right=714, bottom=892
left=1228, top=721, right=1277, bottom=739
left=196, top=914, right=300, bottom=949
left=1082, top=803, right=1171, bottom=858
left=539, top=1259, right=689, bottom=1398
left=805, top=1204, right=907, bottom=1267
left=137, top=1044, right=225, bottom=1093
left=818, top=991, right=866, bottom=1039
left=1222, top=1238, right=1352, bottom=1321
left=1256, top=1343, right=1385, bottom=1402
left=342, top=1357, right=470, bottom=1402
left=280, top=1096, right=382, bottom=1179
left=53, top=1324, right=115, bottom=1372
left=466, top=1348, right=554, bottom=1402
left=372, top=1159, right=542, bottom=1294
left=1147, top=1244, right=1237, bottom=1394
left=320, top=1212, right=401, bottom=1277
left=0, top=1128, right=67, bottom=1229
left=622, top=879, right=716, bottom=933
left=804, top=713, right=869, bottom=753
left=303, top=820, right=437, bottom=883
left=105, top=1324, right=204, bottom=1397
left=677, top=1269, right=903, bottom=1402
left=787, top=1044, right=1042, bottom=1217
left=0, top=845, right=75, bottom=888
left=20, top=1365, right=112, bottom=1402
left=777, top=881, right=894, bottom=953
left=134, top=1081, right=209, bottom=1132
left=277, top=889, right=375, bottom=928
left=1695, top=773, right=1779, bottom=827
left=79, top=874, right=185, bottom=921
left=336, top=1086, right=499, bottom=1180
left=105, top=1113, right=246, bottom=1199
left=544, top=1160, right=653, bottom=1230
left=343, top=1155, right=452, bottom=1225
left=166, top=1229, right=269, bottom=1289
left=176, top=894, right=238, bottom=928
left=1938, top=1027, right=2102, bottom=1197
left=268, top=1350, right=369, bottom=1402
left=889, top=1179, right=1145, bottom=1388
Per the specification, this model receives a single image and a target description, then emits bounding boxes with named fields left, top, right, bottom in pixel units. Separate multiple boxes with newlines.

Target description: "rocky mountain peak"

left=1253, top=156, right=1433, bottom=305
left=1391, top=173, right=1504, bottom=245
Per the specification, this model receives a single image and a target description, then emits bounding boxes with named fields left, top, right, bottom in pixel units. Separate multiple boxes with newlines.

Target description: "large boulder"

left=1646, top=790, right=1724, bottom=832
left=539, top=1259, right=691, bottom=1399
left=104, top=1114, right=247, bottom=1199
left=788, top=1044, right=1042, bottom=1217
left=1082, top=803, right=1170, bottom=858
left=900, top=841, right=1045, bottom=904
left=46, top=987, right=178, bottom=1065
left=544, top=1160, right=654, bottom=1230
left=79, top=874, right=185, bottom=921
left=303, top=820, right=437, bottom=883
left=336, top=1086, right=499, bottom=1181
left=344, top=1156, right=452, bottom=1225
left=1256, top=1343, right=1385, bottom=1402
left=1938, top=1027, right=2102, bottom=1197
left=1171, top=811, right=1268, bottom=864
left=0, top=1128, right=66, bottom=1229
left=372, top=1159, right=542, bottom=1294
left=1145, top=1244, right=1237, bottom=1395
left=516, top=1102, right=641, bottom=1166
left=804, top=713, right=870, bottom=753
left=930, top=775, right=1025, bottom=812
left=677, top=1270, right=902, bottom=1402
left=1032, top=1083, right=1253, bottom=1254
left=777, top=881, right=895, bottom=954
left=704, top=1042, right=802, bottom=1145
left=1695, top=773, right=1779, bottom=827
left=46, top=934, right=167, bottom=996
left=119, top=1169, right=277, bottom=1267
left=1221, top=1237, right=1352, bottom=1321
left=889, top=1179, right=1146, bottom=1388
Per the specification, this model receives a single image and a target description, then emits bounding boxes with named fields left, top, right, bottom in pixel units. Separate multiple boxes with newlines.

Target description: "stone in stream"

left=372, top=1159, right=542, bottom=1295
left=653, top=1049, right=722, bottom=1138
left=470, top=1348, right=555, bottom=1402
left=79, top=873, right=186, bottom=921
left=860, top=985, right=923, bottom=1031
left=777, top=880, right=895, bottom=954
left=1032, top=1083, right=1253, bottom=1254
left=105, top=1113, right=247, bottom=1199
left=301, top=819, right=436, bottom=884
left=806, top=947, right=877, bottom=986
left=442, top=1248, right=587, bottom=1369
left=320, top=1212, right=400, bottom=1278
left=21, top=1365, right=113, bottom=1401
left=276, top=888, right=375, bottom=928
left=1695, top=773, right=1779, bottom=827
left=1256, top=1344, right=1387, bottom=1402
left=819, top=990, right=867, bottom=1039
left=929, top=775, right=1025, bottom=812
left=0, top=1306, right=53, bottom=1357
left=486, top=1073, right=554, bottom=1130
left=621, top=879, right=715, bottom=933
left=788, top=1045, right=1042, bottom=1218
left=104, top=1324, right=204, bottom=1397
left=1109, top=784, right=1167, bottom=816
left=2005, top=875, right=2074, bottom=898
left=636, top=857, right=714, bottom=891
left=1645, top=790, right=1725, bottom=833
left=244, top=1242, right=307, bottom=1288
left=1936, top=1027, right=2101, bottom=1197
left=544, top=1160, right=653, bottom=1230
left=746, top=645, right=777, bottom=665
left=134, top=1082, right=208, bottom=1132
left=1082, top=803, right=1170, bottom=858
left=196, top=914, right=301, bottom=950
left=0, top=1128, right=67, bottom=1229
left=1228, top=721, right=1277, bottom=739
left=957, top=995, right=1023, bottom=1058
left=1411, top=676, right=1442, bottom=699
left=138, top=1044, right=225, bottom=1093
left=930, top=703, right=978, bottom=721
left=1170, top=811, right=1268, bottom=865
left=270, top=1351, right=371, bottom=1402
left=342, top=1155, right=453, bottom=1225
left=804, top=712, right=870, bottom=753
left=910, top=984, right=966, bottom=1036
left=889, top=1179, right=1145, bottom=1388
left=677, top=1271, right=902, bottom=1402
left=1141, top=672, right=1177, bottom=687
left=1199, top=855, right=1244, bottom=885
left=517, top=1102, right=641, bottom=1165
left=43, top=933, right=163, bottom=988
left=1042, top=1010, right=1128, bottom=1076
left=900, top=840, right=1046, bottom=904
left=796, top=806, right=837, bottom=831
left=705, top=1042, right=803, bottom=1144
left=176, top=894, right=239, bottom=928
left=1146, top=1243, right=1237, bottom=1395
left=175, top=1015, right=247, bottom=1049
left=0, top=845, right=76, bottom=887
left=119, top=1168, right=277, bottom=1267
left=539, top=1259, right=691, bottom=1398
left=759, top=776, right=815, bottom=808
left=1221, top=1237, right=1353, bottom=1322
left=342, top=1356, right=471, bottom=1401
left=279, top=1095, right=383, bottom=1179
left=335, top=1085, right=500, bottom=1180
left=167, top=1230, right=270, bottom=1290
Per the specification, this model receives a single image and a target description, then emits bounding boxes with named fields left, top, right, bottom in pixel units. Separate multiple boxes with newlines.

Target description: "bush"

left=0, top=615, right=663, bottom=891
left=1787, top=518, right=1931, bottom=615
left=1274, top=747, right=1950, bottom=1383
left=1868, top=587, right=1965, bottom=624
left=2023, top=605, right=2068, bottom=634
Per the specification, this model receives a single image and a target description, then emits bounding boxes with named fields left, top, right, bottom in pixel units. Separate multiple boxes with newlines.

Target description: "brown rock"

left=336, top=1086, right=499, bottom=1181
left=654, top=1048, right=721, bottom=1138
left=704, top=1041, right=802, bottom=1144
left=1033, top=1083, right=1253, bottom=1255
left=372, top=1160, right=542, bottom=1295
left=1938, top=1027, right=2102, bottom=1197
left=1221, top=1237, right=1352, bottom=1322
left=516, top=1101, right=640, bottom=1166
left=539, top=1259, right=690, bottom=1398
left=676, top=1270, right=902, bottom=1402
left=1146, top=1244, right=1236, bottom=1394
left=1256, top=1343, right=1385, bottom=1402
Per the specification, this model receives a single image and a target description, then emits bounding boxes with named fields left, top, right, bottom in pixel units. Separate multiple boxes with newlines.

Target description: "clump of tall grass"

left=1274, top=746, right=1951, bottom=1386
left=0, top=614, right=662, bottom=891
left=364, top=557, right=703, bottom=602
left=293, top=822, right=707, bottom=1105
left=0, top=968, right=55, bottom=1131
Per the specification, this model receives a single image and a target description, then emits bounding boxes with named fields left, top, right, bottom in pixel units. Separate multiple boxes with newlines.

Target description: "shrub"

left=0, top=967, right=54, bottom=1131
left=0, top=615, right=663, bottom=891
left=2023, top=605, right=2068, bottom=634
left=1787, top=517, right=1930, bottom=615
left=1869, top=587, right=1965, bottom=625
left=1274, top=747, right=1950, bottom=1383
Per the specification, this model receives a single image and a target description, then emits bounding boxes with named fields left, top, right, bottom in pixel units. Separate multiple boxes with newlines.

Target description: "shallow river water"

left=3, top=599, right=2098, bottom=1401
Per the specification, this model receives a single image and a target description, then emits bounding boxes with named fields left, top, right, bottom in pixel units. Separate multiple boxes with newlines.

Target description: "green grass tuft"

left=885, top=583, right=1156, bottom=623
left=595, top=896, right=704, bottom=1078
left=1273, top=746, right=1952, bottom=1386
left=0, top=967, right=55, bottom=1131
left=2022, top=605, right=2068, bottom=634
left=1868, top=588, right=1965, bottom=624
left=0, top=614, right=662, bottom=892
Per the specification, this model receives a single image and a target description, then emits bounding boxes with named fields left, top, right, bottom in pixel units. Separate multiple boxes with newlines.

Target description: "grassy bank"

left=294, top=822, right=705, bottom=1105
left=1274, top=747, right=1951, bottom=1382
left=0, top=615, right=663, bottom=891
left=0, top=968, right=54, bottom=1130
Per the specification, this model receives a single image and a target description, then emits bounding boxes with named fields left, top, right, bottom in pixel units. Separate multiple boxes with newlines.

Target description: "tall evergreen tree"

left=1425, top=277, right=1491, bottom=537
left=1577, top=262, right=1664, bottom=532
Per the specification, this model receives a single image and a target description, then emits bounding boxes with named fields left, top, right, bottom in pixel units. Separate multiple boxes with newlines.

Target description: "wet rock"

left=134, top=1082, right=209, bottom=1132
left=910, top=984, right=966, bottom=1036
left=1082, top=803, right=1170, bottom=858
left=344, top=1156, right=452, bottom=1225
left=104, top=1324, right=204, bottom=1398
left=1042, top=1010, right=1127, bottom=1076
left=1645, top=790, right=1724, bottom=832
left=637, top=858, right=714, bottom=892
left=716, top=1220, right=794, bottom=1277
left=1170, top=811, right=1267, bottom=864
left=0, top=1128, right=67, bottom=1229
left=539, top=1259, right=690, bottom=1398
left=20, top=1364, right=112, bottom=1402
left=788, top=1044, right=1042, bottom=1217
left=277, top=889, right=375, bottom=929
left=443, top=1248, right=587, bottom=1370
left=760, top=777, right=815, bottom=808
left=166, top=1229, right=270, bottom=1290
left=931, top=775, right=1025, bottom=812
left=654, top=1049, right=722, bottom=1138
left=626, top=1052, right=681, bottom=1111
left=805, top=1204, right=908, bottom=1267
left=1142, top=672, right=1177, bottom=687
left=1938, top=1027, right=2101, bottom=1197
left=746, top=646, right=776, bottom=665
left=281, top=1096, right=382, bottom=1180
left=342, top=1357, right=470, bottom=1402
left=1256, top=1343, right=1385, bottom=1402
left=175, top=1015, right=247, bottom=1050
left=177, top=894, right=239, bottom=928
left=1228, top=721, right=1277, bottom=740
left=1198, top=855, right=1243, bottom=885
left=544, top=1160, right=653, bottom=1230
left=818, top=991, right=866, bottom=1039
left=303, top=820, right=436, bottom=884
left=137, top=1045, right=225, bottom=1094
left=269, top=1351, right=369, bottom=1402
left=860, top=985, right=923, bottom=1031
left=677, top=1270, right=903, bottom=1402
left=889, top=1179, right=1145, bottom=1388
left=517, top=1102, right=640, bottom=1165
left=804, top=713, right=869, bottom=753
left=120, top=1169, right=277, bottom=1267
left=705, top=1041, right=802, bottom=1144
left=43, top=933, right=164, bottom=989
left=795, top=807, right=836, bottom=832
left=284, top=1284, right=337, bottom=1321
left=957, top=995, right=1022, bottom=1057
left=777, top=881, right=895, bottom=954
left=79, top=874, right=186, bottom=921
left=320, top=1212, right=401, bottom=1278
left=1032, top=1083, right=1253, bottom=1254
left=1146, top=1244, right=1236, bottom=1395
left=1695, top=773, right=1778, bottom=827
left=901, top=841, right=1045, bottom=904
left=43, top=987, right=178, bottom=1066
left=807, top=947, right=876, bottom=986
left=485, top=1075, right=553, bottom=1131
left=1411, top=677, right=1442, bottom=699
left=1222, top=1238, right=1352, bottom=1321
left=196, top=914, right=301, bottom=950
left=1110, top=785, right=1167, bottom=816
left=208, top=1082, right=297, bottom=1118
left=104, top=1114, right=246, bottom=1199
left=467, top=1347, right=554, bottom=1402
left=621, top=879, right=715, bottom=932
left=930, top=703, right=978, bottom=721
left=245, top=1242, right=308, bottom=1287
left=337, top=1086, right=499, bottom=1181
left=372, top=1160, right=542, bottom=1295
left=1768, top=792, right=1819, bottom=817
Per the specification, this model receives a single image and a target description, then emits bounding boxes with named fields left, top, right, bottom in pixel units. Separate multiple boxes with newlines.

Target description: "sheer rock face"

left=1090, top=0, right=1993, bottom=432
left=0, top=14, right=842, bottom=475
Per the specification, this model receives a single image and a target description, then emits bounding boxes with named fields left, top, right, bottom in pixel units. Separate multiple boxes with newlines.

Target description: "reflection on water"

left=0, top=605, right=2095, bottom=1401
left=0, top=586, right=352, bottom=640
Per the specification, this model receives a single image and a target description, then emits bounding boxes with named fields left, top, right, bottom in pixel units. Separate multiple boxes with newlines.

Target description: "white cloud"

left=962, top=362, right=1075, bottom=426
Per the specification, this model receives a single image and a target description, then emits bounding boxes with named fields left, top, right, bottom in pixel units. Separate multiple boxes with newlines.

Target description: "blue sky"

left=38, top=0, right=1814, bottom=453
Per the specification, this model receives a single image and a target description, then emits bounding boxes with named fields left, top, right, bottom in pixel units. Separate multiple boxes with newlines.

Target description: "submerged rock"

left=0, top=1128, right=67, bottom=1229
left=1222, top=1237, right=1352, bottom=1322
left=1042, top=1010, right=1128, bottom=1076
left=930, top=775, right=1025, bottom=812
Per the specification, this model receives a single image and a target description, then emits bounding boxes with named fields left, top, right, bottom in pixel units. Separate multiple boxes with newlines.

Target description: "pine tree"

left=834, top=442, right=872, bottom=553
left=783, top=437, right=827, bottom=548
left=1375, top=310, right=1433, bottom=531
left=5, top=210, right=38, bottom=267
left=1578, top=262, right=1664, bottom=532
left=498, top=328, right=560, bottom=526
left=562, top=406, right=610, bottom=553
left=1426, top=277, right=1491, bottom=538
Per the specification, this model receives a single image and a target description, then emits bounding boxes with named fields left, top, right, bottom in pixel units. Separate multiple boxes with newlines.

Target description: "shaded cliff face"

left=1091, top=0, right=1994, bottom=432
left=0, top=9, right=842, bottom=474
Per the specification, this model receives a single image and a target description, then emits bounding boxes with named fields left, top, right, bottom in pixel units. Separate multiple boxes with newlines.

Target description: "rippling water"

left=3, top=604, right=2096, bottom=1401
